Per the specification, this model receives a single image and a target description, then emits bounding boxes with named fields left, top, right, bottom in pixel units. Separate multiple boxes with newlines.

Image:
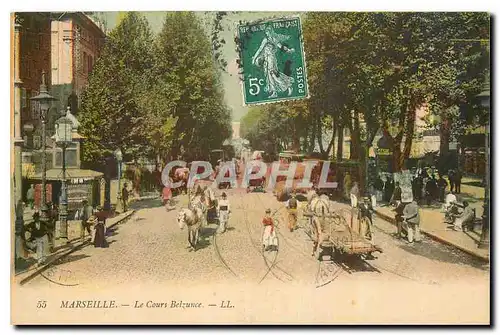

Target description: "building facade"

left=12, top=12, right=106, bottom=204
left=50, top=12, right=106, bottom=127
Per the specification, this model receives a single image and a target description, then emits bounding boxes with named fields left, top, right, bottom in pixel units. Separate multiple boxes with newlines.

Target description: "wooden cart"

left=303, top=209, right=383, bottom=261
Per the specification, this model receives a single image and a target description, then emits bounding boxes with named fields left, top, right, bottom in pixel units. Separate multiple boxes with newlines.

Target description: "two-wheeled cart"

left=303, top=209, right=383, bottom=261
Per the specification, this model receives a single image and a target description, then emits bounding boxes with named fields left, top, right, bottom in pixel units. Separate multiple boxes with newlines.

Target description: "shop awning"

left=30, top=168, right=103, bottom=181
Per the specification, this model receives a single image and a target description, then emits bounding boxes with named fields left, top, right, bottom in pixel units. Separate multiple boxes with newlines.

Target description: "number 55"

left=248, top=78, right=261, bottom=96
left=37, top=300, right=47, bottom=308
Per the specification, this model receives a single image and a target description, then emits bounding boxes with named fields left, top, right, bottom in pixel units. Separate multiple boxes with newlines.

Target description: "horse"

left=306, top=191, right=332, bottom=215
left=177, top=207, right=203, bottom=250
left=306, top=190, right=333, bottom=257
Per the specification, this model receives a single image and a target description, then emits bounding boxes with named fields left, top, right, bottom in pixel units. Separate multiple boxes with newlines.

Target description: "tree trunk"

left=438, top=115, right=451, bottom=172
left=317, top=115, right=325, bottom=155
left=350, top=112, right=361, bottom=160
left=308, top=115, right=317, bottom=154
left=398, top=99, right=418, bottom=170
left=292, top=123, right=300, bottom=152
left=337, top=125, right=343, bottom=162
left=326, top=117, right=336, bottom=160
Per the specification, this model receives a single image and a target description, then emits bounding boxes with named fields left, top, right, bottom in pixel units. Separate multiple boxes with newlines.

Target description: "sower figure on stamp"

left=79, top=199, right=94, bottom=241
left=286, top=193, right=298, bottom=232
left=262, top=208, right=278, bottom=252
left=251, top=26, right=295, bottom=99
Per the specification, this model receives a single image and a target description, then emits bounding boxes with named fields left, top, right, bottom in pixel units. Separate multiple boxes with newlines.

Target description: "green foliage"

left=241, top=12, right=489, bottom=191
left=79, top=12, right=155, bottom=164
left=154, top=12, right=232, bottom=159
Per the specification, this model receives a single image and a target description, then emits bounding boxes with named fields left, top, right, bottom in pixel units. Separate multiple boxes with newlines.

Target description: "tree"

left=79, top=12, right=155, bottom=166
left=154, top=12, right=232, bottom=160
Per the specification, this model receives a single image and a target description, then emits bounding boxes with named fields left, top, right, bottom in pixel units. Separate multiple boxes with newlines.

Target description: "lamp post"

left=477, top=82, right=490, bottom=249
left=55, top=107, right=73, bottom=245
left=114, top=149, right=123, bottom=213
left=30, top=71, right=56, bottom=228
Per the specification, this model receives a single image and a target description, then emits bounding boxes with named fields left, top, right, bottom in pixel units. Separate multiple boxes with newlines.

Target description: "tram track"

left=240, top=193, right=294, bottom=284
left=212, top=229, right=240, bottom=279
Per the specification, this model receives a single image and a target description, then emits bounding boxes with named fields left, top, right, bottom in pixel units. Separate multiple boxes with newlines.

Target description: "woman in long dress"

left=252, top=26, right=295, bottom=99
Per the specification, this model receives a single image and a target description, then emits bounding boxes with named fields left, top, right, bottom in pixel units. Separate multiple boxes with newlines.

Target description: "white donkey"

left=306, top=190, right=333, bottom=256
left=177, top=207, right=204, bottom=250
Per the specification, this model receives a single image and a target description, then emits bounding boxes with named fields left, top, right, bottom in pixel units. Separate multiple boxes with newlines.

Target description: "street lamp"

left=30, top=71, right=56, bottom=227
left=114, top=148, right=123, bottom=213
left=55, top=106, right=73, bottom=244
left=477, top=81, right=490, bottom=250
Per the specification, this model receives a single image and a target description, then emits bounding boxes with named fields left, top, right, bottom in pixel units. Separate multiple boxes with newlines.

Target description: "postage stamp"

left=237, top=16, right=309, bottom=105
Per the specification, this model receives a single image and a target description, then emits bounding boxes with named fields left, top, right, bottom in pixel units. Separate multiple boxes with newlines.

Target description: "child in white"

left=217, top=192, right=231, bottom=233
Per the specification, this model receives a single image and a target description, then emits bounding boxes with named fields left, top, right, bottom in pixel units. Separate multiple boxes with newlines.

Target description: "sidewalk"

left=15, top=210, right=135, bottom=284
left=374, top=204, right=489, bottom=262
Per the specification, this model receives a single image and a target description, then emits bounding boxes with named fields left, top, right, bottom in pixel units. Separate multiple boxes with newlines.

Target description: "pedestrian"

left=453, top=200, right=475, bottom=232
left=350, top=182, right=359, bottom=208
left=79, top=199, right=94, bottom=241
left=384, top=178, right=394, bottom=203
left=26, top=184, right=35, bottom=210
left=162, top=178, right=174, bottom=211
left=455, top=169, right=462, bottom=194
left=91, top=213, right=108, bottom=248
left=425, top=177, right=435, bottom=206
left=29, top=211, right=49, bottom=265
left=262, top=208, right=278, bottom=252
left=45, top=202, right=57, bottom=251
left=343, top=172, right=352, bottom=201
left=448, top=169, right=456, bottom=193
left=411, top=175, right=422, bottom=203
left=121, top=182, right=130, bottom=212
left=217, top=192, right=231, bottom=234
left=437, top=175, right=448, bottom=203
left=390, top=182, right=402, bottom=205
left=286, top=193, right=298, bottom=232
left=374, top=175, right=384, bottom=203
left=358, top=195, right=374, bottom=241
left=401, top=200, right=421, bottom=243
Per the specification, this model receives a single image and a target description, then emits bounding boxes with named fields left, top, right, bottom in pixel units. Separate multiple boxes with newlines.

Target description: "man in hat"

left=358, top=195, right=375, bottom=259
left=262, top=208, right=278, bottom=251
left=285, top=193, right=299, bottom=232
left=401, top=200, right=421, bottom=243
left=121, top=182, right=130, bottom=212
left=217, top=192, right=231, bottom=234
left=453, top=200, right=475, bottom=232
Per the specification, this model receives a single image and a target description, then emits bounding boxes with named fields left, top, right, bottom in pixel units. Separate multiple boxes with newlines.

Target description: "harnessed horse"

left=306, top=191, right=333, bottom=256
left=177, top=207, right=203, bottom=250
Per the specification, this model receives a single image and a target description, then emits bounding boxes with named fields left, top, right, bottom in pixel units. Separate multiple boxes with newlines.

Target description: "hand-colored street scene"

left=11, top=11, right=490, bottom=325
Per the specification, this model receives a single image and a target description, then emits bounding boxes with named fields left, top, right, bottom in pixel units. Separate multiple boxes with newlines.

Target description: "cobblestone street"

left=22, top=191, right=489, bottom=290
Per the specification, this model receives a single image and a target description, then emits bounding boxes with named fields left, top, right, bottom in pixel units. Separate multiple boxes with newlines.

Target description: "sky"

left=99, top=11, right=304, bottom=122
